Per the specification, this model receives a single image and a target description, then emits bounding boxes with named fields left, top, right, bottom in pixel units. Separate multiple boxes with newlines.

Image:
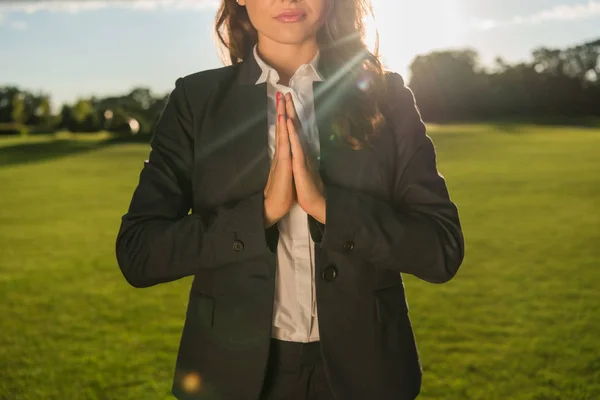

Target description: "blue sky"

left=1, top=0, right=599, bottom=109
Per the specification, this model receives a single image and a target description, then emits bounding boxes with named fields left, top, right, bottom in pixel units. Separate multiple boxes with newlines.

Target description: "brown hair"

left=214, top=0, right=387, bottom=150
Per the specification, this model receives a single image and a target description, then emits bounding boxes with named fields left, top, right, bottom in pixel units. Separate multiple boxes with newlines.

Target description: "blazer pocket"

left=187, top=291, right=215, bottom=329
left=374, top=285, right=409, bottom=323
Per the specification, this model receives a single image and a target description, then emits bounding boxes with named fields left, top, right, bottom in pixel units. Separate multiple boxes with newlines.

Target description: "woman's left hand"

left=284, top=92, right=327, bottom=224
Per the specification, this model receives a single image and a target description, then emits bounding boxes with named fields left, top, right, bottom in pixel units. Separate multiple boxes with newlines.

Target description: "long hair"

left=214, top=0, right=387, bottom=150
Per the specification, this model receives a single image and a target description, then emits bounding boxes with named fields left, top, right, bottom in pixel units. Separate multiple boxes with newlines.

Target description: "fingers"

left=287, top=117, right=305, bottom=167
left=285, top=92, right=305, bottom=137
left=284, top=92, right=298, bottom=121
left=281, top=92, right=301, bottom=161
left=277, top=91, right=287, bottom=115
left=272, top=112, right=279, bottom=168
left=283, top=93, right=308, bottom=171
left=276, top=92, right=290, bottom=161
left=278, top=114, right=291, bottom=161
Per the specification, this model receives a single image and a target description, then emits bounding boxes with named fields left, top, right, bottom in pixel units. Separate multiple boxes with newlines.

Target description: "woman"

left=115, top=0, right=464, bottom=399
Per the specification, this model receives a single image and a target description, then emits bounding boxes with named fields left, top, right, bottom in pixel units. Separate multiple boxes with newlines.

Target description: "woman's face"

left=239, top=0, right=329, bottom=45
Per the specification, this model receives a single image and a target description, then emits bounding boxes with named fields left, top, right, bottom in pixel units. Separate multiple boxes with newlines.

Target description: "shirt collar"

left=253, top=43, right=323, bottom=85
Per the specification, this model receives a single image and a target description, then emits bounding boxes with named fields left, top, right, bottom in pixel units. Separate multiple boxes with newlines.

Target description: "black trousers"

left=259, top=338, right=336, bottom=400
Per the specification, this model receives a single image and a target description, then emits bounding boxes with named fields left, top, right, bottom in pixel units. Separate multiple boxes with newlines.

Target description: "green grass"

left=1, top=125, right=599, bottom=399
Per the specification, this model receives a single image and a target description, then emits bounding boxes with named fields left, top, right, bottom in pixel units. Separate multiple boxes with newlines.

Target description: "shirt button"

left=321, top=264, right=338, bottom=282
left=343, top=240, right=355, bottom=252
left=232, top=240, right=244, bottom=252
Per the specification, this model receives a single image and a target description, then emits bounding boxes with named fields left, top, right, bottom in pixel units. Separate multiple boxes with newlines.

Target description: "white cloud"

left=517, top=0, right=600, bottom=23
left=0, top=0, right=219, bottom=14
left=472, top=0, right=600, bottom=31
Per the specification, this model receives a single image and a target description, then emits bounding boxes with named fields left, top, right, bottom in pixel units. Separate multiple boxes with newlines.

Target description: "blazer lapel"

left=229, top=83, right=270, bottom=196
left=225, top=51, right=270, bottom=196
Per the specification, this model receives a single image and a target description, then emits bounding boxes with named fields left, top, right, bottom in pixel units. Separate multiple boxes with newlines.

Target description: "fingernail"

left=276, top=92, right=281, bottom=103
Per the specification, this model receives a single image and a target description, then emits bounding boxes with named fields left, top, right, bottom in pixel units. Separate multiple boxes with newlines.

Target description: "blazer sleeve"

left=310, top=72, right=464, bottom=284
left=115, top=77, right=271, bottom=288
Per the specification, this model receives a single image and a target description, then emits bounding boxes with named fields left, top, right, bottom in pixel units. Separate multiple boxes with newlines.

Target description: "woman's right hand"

left=263, top=91, right=295, bottom=228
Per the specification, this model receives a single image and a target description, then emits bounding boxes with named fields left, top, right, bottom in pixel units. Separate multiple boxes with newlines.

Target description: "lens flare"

left=182, top=371, right=202, bottom=393
left=357, top=76, right=371, bottom=92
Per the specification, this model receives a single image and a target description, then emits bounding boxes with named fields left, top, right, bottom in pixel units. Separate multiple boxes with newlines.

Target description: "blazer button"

left=343, top=240, right=355, bottom=252
left=321, top=264, right=338, bottom=282
left=232, top=240, right=244, bottom=252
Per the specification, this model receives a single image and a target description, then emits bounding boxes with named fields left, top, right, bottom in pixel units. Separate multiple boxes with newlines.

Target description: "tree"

left=58, top=105, right=76, bottom=132
left=0, top=86, right=20, bottom=123
left=408, top=49, right=485, bottom=121
left=11, top=92, right=25, bottom=126
left=71, top=99, right=100, bottom=132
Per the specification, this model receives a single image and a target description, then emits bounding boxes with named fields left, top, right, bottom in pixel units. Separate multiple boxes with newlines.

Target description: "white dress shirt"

left=253, top=44, right=323, bottom=343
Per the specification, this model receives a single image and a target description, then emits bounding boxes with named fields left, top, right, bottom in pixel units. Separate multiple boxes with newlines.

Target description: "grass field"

left=1, top=124, right=599, bottom=400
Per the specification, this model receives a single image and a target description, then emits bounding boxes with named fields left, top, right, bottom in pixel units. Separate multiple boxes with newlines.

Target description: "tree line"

left=409, top=38, right=600, bottom=122
left=1, top=37, right=598, bottom=135
left=0, top=87, right=168, bottom=136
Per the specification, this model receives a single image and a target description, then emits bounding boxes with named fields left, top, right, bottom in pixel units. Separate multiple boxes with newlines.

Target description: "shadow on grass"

left=490, top=116, right=600, bottom=134
left=0, top=134, right=151, bottom=168
left=428, top=117, right=600, bottom=134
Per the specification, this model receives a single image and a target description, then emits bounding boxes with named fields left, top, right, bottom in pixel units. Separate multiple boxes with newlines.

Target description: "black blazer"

left=116, top=49, right=464, bottom=400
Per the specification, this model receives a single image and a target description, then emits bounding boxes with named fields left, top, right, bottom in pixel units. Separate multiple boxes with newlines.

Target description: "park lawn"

left=0, top=125, right=599, bottom=400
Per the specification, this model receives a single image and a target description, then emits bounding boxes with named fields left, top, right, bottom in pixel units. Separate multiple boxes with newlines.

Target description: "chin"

left=267, top=26, right=316, bottom=44
left=271, top=35, right=314, bottom=46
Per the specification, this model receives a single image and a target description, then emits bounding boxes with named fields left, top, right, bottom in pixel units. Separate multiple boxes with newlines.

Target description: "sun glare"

left=366, top=0, right=464, bottom=77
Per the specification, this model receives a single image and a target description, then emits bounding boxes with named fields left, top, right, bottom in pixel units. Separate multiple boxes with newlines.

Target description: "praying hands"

left=263, top=91, right=326, bottom=228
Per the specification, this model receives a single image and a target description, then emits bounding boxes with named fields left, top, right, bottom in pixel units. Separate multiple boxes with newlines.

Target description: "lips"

left=275, top=10, right=307, bottom=22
